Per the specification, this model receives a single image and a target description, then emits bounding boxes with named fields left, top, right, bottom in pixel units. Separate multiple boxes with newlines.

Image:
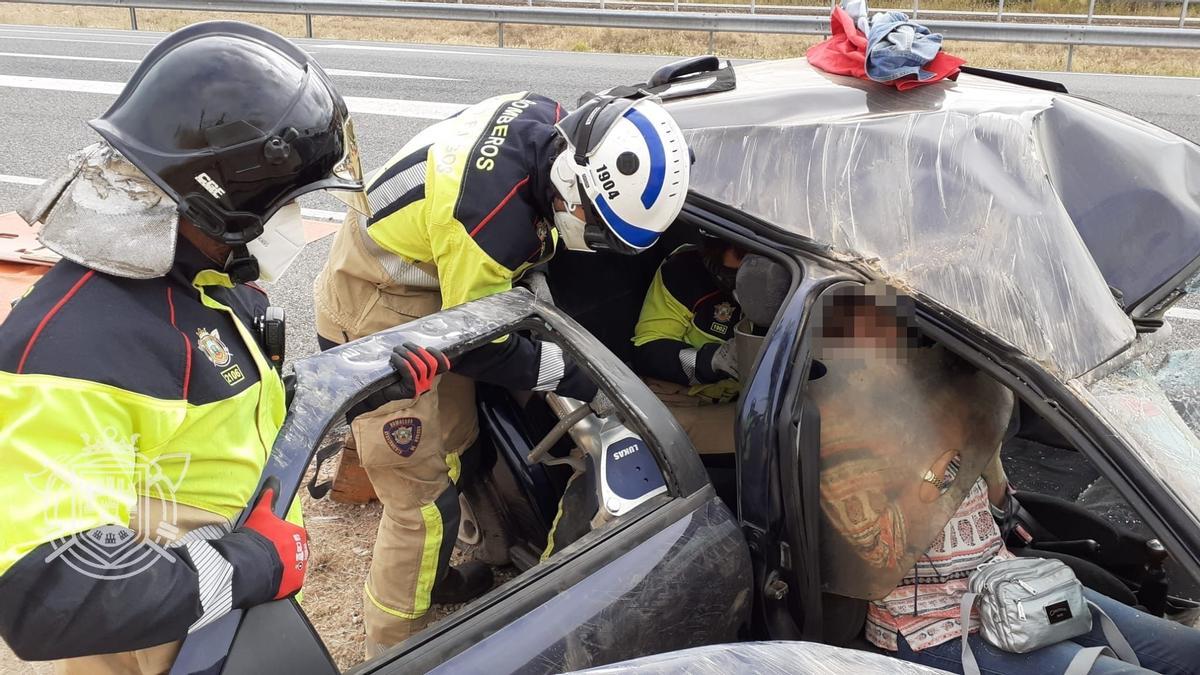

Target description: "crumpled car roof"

left=668, top=59, right=1200, bottom=380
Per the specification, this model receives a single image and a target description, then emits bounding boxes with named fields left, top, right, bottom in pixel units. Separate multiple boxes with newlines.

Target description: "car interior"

left=453, top=218, right=745, bottom=571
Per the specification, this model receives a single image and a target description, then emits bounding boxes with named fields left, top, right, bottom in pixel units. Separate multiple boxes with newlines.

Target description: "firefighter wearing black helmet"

left=0, top=22, right=370, bottom=672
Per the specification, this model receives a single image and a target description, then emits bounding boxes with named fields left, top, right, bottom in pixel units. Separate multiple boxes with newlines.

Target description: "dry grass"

left=689, top=0, right=1200, bottom=18
left=297, top=442, right=381, bottom=671
left=1, top=2, right=1197, bottom=75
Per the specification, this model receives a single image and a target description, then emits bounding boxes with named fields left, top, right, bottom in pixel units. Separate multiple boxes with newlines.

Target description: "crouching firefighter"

left=314, top=91, right=691, bottom=653
left=0, top=22, right=373, bottom=673
left=631, top=237, right=747, bottom=454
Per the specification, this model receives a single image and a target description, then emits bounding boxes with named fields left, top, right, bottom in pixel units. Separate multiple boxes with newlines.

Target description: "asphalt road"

left=2, top=23, right=1199, bottom=367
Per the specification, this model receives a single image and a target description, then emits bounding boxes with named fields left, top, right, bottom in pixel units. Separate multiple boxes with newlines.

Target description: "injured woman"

left=809, top=283, right=1200, bottom=675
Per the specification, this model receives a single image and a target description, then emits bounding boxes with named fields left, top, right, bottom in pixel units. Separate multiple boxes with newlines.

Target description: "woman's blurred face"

left=850, top=306, right=904, bottom=352
left=817, top=299, right=911, bottom=362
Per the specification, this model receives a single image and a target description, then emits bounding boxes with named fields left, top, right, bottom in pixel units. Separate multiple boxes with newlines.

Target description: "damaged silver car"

left=178, top=56, right=1200, bottom=674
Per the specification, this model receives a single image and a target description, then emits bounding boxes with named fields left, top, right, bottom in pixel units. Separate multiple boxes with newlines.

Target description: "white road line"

left=0, top=173, right=347, bottom=222
left=313, top=43, right=533, bottom=57
left=0, top=24, right=536, bottom=56
left=1027, top=69, right=1200, bottom=82
left=0, top=26, right=162, bottom=40
left=0, top=27, right=523, bottom=57
left=301, top=208, right=347, bottom=221
left=0, top=51, right=139, bottom=64
left=0, top=74, right=123, bottom=95
left=1166, top=307, right=1200, bottom=322
left=0, top=53, right=463, bottom=81
left=0, top=174, right=44, bottom=186
left=0, top=34, right=158, bottom=47
left=324, top=68, right=463, bottom=82
left=0, top=75, right=468, bottom=119
left=344, top=95, right=466, bottom=119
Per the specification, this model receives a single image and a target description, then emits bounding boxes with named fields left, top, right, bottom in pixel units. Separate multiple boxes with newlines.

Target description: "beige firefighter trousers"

left=315, top=262, right=479, bottom=657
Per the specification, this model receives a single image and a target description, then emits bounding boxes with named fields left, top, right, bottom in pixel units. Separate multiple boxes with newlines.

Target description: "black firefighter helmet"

left=89, top=21, right=369, bottom=247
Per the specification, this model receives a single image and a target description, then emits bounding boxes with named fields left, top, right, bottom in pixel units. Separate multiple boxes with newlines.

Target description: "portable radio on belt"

left=254, top=305, right=286, bottom=372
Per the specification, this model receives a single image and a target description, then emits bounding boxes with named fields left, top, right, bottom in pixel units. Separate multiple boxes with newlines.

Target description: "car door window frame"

left=776, top=278, right=1200, bottom=636
left=333, top=297, right=724, bottom=672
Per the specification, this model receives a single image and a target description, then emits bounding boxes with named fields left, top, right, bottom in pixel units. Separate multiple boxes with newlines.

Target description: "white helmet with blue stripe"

left=550, top=94, right=690, bottom=254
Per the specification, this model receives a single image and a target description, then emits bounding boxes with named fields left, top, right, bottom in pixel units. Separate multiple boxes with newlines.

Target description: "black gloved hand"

left=283, top=373, right=296, bottom=409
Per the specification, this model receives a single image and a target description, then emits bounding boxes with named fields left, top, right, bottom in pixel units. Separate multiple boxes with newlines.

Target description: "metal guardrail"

left=546, top=0, right=1199, bottom=27
left=10, top=0, right=1200, bottom=69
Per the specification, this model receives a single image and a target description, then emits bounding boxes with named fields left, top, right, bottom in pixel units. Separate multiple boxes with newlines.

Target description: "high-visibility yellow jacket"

left=316, top=91, right=596, bottom=400
left=0, top=241, right=293, bottom=660
left=632, top=245, right=742, bottom=403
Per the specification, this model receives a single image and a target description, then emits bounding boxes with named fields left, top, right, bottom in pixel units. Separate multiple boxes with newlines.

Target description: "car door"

left=734, top=264, right=862, bottom=645
left=210, top=290, right=751, bottom=675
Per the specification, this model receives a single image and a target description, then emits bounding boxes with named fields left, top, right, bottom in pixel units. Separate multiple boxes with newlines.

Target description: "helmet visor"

left=326, top=116, right=372, bottom=217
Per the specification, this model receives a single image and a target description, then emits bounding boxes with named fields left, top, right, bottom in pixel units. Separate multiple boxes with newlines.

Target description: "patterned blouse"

left=866, top=477, right=1013, bottom=651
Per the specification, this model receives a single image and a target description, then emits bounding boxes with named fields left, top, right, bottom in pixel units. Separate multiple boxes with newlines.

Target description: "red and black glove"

left=241, top=484, right=308, bottom=600
left=347, top=343, right=451, bottom=421
left=385, top=342, right=451, bottom=400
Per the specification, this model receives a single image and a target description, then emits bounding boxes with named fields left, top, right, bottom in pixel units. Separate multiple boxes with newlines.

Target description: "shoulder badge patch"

left=196, top=328, right=231, bottom=368
left=383, top=417, right=423, bottom=457
left=713, top=302, right=736, bottom=323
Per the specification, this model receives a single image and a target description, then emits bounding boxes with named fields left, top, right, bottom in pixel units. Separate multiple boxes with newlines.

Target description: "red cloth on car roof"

left=806, top=6, right=965, bottom=90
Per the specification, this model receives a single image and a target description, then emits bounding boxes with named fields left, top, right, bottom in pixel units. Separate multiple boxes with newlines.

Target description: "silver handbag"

left=960, top=557, right=1139, bottom=675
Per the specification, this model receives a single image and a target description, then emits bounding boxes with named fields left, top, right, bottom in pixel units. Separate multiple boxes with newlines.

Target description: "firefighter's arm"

left=0, top=378, right=299, bottom=661
left=431, top=226, right=596, bottom=401
left=631, top=269, right=728, bottom=385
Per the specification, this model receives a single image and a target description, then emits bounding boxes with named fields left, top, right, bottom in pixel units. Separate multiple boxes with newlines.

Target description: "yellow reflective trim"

left=364, top=582, right=423, bottom=620
left=631, top=254, right=741, bottom=402
left=446, top=452, right=462, bottom=484
left=631, top=267, right=697, bottom=349
left=361, top=93, right=537, bottom=315
left=412, top=501, right=444, bottom=616
left=0, top=282, right=287, bottom=576
left=539, top=471, right=580, bottom=563
left=539, top=502, right=566, bottom=563
left=192, top=276, right=288, bottom=475
left=191, top=269, right=234, bottom=290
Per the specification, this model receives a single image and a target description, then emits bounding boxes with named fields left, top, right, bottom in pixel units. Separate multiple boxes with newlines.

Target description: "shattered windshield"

left=674, top=61, right=1147, bottom=380
left=1079, top=358, right=1200, bottom=528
